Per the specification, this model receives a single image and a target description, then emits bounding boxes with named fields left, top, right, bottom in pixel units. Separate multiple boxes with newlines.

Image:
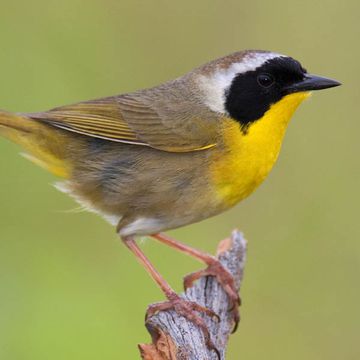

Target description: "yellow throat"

left=211, top=91, right=310, bottom=206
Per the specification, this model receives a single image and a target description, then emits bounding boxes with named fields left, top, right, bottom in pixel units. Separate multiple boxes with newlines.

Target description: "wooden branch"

left=139, top=230, right=247, bottom=360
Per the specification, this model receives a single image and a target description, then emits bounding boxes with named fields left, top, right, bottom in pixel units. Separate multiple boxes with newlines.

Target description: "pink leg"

left=121, top=236, right=220, bottom=357
left=151, top=233, right=240, bottom=332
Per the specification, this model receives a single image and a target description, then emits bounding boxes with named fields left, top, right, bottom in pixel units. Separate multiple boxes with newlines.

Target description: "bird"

left=0, top=50, right=340, bottom=353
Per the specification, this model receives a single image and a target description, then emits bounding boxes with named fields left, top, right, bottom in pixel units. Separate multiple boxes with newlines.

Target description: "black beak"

left=284, top=74, right=341, bottom=93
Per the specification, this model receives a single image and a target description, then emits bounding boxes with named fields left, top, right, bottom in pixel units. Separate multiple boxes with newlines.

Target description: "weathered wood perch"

left=139, top=230, right=247, bottom=360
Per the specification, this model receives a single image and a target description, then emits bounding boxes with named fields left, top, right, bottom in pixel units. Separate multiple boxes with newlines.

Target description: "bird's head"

left=195, top=50, right=340, bottom=128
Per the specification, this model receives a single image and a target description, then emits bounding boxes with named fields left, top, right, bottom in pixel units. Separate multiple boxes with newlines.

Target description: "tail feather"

left=0, top=111, right=39, bottom=133
left=0, top=110, right=71, bottom=178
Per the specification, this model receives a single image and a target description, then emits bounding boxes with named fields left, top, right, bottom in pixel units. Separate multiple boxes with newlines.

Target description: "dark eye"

left=257, top=73, right=275, bottom=88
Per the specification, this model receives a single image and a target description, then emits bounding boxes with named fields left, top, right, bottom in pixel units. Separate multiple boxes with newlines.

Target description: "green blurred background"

left=0, top=1, right=358, bottom=359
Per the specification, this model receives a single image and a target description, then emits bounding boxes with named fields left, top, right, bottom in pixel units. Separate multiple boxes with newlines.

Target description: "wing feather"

left=28, top=90, right=218, bottom=152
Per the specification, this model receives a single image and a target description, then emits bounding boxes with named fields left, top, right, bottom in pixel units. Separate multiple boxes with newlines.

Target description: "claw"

left=145, top=294, right=221, bottom=358
left=183, top=260, right=241, bottom=332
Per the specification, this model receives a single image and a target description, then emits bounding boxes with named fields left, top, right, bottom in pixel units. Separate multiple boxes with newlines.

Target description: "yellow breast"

left=210, top=92, right=310, bottom=208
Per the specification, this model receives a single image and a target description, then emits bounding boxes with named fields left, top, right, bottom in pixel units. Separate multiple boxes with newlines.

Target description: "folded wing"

left=28, top=93, right=218, bottom=152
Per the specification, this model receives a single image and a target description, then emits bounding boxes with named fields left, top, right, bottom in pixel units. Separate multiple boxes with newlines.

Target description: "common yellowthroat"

left=0, top=50, right=340, bottom=351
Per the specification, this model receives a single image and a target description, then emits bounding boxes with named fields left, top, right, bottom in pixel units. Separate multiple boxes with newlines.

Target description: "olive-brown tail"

left=0, top=111, right=41, bottom=134
left=0, top=111, right=71, bottom=178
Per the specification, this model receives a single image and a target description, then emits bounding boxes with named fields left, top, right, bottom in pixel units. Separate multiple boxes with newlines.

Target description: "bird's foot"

left=146, top=292, right=220, bottom=358
left=183, top=259, right=240, bottom=332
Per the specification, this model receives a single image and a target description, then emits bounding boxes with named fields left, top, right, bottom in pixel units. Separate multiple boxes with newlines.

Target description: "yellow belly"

left=210, top=92, right=310, bottom=207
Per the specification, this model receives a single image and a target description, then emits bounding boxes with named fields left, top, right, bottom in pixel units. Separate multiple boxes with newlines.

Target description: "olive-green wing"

left=28, top=94, right=217, bottom=152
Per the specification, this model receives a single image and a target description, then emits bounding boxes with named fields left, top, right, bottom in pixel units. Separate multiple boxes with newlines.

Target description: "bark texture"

left=139, top=230, right=247, bottom=360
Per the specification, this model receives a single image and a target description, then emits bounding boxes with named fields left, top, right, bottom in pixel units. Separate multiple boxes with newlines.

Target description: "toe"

left=145, top=295, right=221, bottom=358
left=183, top=269, right=208, bottom=290
left=190, top=301, right=220, bottom=322
left=146, top=301, right=172, bottom=321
